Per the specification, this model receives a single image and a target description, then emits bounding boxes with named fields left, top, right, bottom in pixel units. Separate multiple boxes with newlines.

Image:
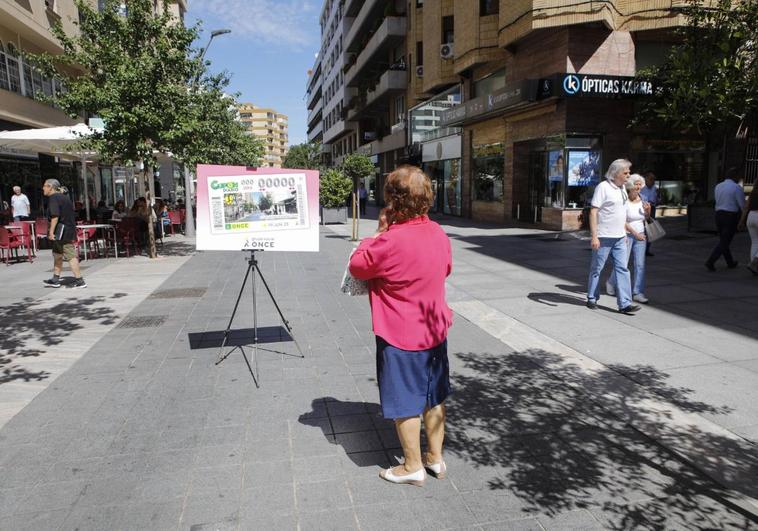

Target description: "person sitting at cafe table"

left=95, top=200, right=111, bottom=222
left=126, top=197, right=150, bottom=249
left=111, top=200, right=127, bottom=220
left=154, top=199, right=171, bottom=237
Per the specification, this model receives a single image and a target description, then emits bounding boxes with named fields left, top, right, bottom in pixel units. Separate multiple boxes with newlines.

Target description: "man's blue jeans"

left=608, top=235, right=646, bottom=296
left=588, top=236, right=632, bottom=309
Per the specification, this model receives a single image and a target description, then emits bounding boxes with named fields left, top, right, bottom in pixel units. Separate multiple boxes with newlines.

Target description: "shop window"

left=472, top=143, right=504, bottom=202
left=546, top=150, right=565, bottom=208
left=473, top=67, right=505, bottom=98
left=442, top=16, right=454, bottom=44
left=480, top=0, right=499, bottom=16
left=565, top=138, right=602, bottom=208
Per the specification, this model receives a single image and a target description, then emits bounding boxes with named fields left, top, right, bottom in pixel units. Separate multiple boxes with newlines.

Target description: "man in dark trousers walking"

left=42, top=179, right=87, bottom=288
left=705, top=167, right=745, bottom=271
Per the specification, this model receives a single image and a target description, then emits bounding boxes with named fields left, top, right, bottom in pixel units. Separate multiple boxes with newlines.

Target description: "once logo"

left=563, top=74, right=580, bottom=95
left=210, top=180, right=238, bottom=191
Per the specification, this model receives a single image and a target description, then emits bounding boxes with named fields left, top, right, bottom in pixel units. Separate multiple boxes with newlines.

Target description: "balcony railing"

left=348, top=69, right=406, bottom=121
left=345, top=16, right=406, bottom=88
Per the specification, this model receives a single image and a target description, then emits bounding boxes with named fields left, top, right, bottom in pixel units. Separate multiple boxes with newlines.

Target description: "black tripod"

left=215, top=250, right=304, bottom=386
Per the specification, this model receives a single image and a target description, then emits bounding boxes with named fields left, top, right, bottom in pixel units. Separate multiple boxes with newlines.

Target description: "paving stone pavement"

left=0, top=218, right=756, bottom=530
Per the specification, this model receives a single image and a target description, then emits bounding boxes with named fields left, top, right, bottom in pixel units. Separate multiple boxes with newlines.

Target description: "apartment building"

left=407, top=0, right=731, bottom=229
left=237, top=103, right=289, bottom=168
left=0, top=0, right=87, bottom=212
left=306, top=0, right=358, bottom=168
left=307, top=1, right=748, bottom=228
left=0, top=0, right=188, bottom=212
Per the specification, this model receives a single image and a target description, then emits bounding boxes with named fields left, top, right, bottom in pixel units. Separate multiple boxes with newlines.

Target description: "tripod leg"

left=254, top=263, right=306, bottom=358
left=251, top=256, right=260, bottom=383
left=215, top=260, right=254, bottom=364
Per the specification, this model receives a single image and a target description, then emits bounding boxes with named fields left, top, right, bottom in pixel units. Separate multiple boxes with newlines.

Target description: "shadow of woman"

left=298, top=397, right=400, bottom=470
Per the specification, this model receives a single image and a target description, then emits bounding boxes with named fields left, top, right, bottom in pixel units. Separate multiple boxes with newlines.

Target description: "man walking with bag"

left=587, top=159, right=640, bottom=314
left=42, top=179, right=86, bottom=288
left=705, top=168, right=744, bottom=271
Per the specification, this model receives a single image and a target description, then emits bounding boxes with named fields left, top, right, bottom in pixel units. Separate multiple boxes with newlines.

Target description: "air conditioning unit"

left=440, top=43, right=454, bottom=59
left=416, top=65, right=424, bottom=78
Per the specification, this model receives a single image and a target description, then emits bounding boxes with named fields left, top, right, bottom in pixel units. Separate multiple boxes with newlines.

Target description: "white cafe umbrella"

left=0, top=123, right=100, bottom=219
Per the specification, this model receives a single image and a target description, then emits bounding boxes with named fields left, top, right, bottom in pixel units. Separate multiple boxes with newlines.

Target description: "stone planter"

left=320, top=206, right=348, bottom=224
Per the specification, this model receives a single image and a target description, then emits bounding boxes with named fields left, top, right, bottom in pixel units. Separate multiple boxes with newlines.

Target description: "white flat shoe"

left=379, top=466, right=425, bottom=486
left=423, top=459, right=447, bottom=479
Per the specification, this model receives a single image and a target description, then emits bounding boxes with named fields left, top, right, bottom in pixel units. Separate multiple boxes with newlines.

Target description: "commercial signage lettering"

left=559, top=74, right=653, bottom=97
left=440, top=81, right=529, bottom=127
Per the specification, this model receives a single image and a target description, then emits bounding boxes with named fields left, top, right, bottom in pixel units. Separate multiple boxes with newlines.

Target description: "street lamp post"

left=183, top=28, right=231, bottom=238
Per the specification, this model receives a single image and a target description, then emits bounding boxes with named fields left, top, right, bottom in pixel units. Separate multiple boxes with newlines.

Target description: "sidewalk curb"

left=450, top=299, right=758, bottom=520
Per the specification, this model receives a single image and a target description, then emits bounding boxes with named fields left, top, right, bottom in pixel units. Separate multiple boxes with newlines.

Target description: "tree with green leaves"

left=341, top=152, right=375, bottom=240
left=635, top=0, right=757, bottom=171
left=34, top=0, right=262, bottom=257
left=319, top=168, right=352, bottom=209
left=282, top=142, right=322, bottom=169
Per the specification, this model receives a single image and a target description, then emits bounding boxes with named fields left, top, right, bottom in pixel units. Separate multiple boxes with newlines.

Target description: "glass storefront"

left=424, top=158, right=461, bottom=215
left=632, top=138, right=707, bottom=205
left=472, top=143, right=504, bottom=202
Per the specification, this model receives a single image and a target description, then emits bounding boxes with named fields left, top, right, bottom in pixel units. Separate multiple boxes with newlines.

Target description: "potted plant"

left=319, top=168, right=352, bottom=224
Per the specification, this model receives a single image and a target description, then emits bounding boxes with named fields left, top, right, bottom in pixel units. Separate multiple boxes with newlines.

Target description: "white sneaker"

left=633, top=293, right=649, bottom=304
left=606, top=281, right=615, bottom=296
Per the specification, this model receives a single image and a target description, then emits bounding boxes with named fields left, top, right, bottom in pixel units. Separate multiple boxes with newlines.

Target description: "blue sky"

left=186, top=0, right=322, bottom=146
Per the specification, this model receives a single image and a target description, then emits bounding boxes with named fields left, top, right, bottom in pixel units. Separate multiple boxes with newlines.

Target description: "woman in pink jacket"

left=349, top=165, right=453, bottom=487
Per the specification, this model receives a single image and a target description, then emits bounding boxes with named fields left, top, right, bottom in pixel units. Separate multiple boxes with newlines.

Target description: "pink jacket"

left=349, top=215, right=453, bottom=350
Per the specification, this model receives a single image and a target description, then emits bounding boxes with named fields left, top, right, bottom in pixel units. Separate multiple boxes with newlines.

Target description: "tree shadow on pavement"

left=445, top=348, right=757, bottom=529
left=0, top=296, right=118, bottom=385
left=157, top=239, right=197, bottom=257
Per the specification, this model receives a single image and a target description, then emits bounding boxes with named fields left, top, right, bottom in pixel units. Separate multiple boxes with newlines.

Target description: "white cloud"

left=191, top=0, right=318, bottom=51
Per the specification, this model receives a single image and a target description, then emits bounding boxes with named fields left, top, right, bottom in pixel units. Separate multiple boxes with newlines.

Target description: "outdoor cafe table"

left=77, top=223, right=118, bottom=261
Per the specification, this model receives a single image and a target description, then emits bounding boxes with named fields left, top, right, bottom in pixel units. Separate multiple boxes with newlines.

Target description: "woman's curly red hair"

left=383, top=165, right=433, bottom=224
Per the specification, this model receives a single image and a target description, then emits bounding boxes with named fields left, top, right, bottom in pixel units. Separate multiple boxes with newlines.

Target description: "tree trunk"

left=351, top=190, right=358, bottom=241
left=143, top=162, right=157, bottom=258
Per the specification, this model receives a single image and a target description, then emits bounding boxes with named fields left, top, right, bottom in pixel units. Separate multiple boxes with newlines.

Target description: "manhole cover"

left=149, top=287, right=207, bottom=299
left=118, top=315, right=167, bottom=328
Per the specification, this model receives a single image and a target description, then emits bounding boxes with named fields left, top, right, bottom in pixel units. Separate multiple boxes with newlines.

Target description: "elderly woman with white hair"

left=606, top=173, right=651, bottom=303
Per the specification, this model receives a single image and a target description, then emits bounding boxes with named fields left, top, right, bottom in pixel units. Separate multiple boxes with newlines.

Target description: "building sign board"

left=440, top=81, right=530, bottom=127
left=558, top=74, right=653, bottom=97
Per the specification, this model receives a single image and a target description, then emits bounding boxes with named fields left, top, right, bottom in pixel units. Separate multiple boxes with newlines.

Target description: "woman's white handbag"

left=340, top=248, right=369, bottom=296
left=645, top=218, right=666, bottom=243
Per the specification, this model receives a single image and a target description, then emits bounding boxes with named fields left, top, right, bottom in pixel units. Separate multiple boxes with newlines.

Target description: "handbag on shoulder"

left=340, top=248, right=369, bottom=296
left=645, top=218, right=666, bottom=243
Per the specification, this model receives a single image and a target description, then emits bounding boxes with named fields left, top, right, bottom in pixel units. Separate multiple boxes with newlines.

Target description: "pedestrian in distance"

left=358, top=182, right=368, bottom=216
left=586, top=159, right=640, bottom=314
left=42, top=179, right=86, bottom=288
left=11, top=185, right=30, bottom=221
left=705, top=167, right=745, bottom=271
left=606, top=174, right=650, bottom=304
left=349, top=165, right=453, bottom=487
left=640, top=172, right=658, bottom=256
left=738, top=185, right=758, bottom=275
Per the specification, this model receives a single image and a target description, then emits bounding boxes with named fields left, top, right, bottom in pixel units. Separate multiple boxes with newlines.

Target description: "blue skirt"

left=375, top=336, right=451, bottom=419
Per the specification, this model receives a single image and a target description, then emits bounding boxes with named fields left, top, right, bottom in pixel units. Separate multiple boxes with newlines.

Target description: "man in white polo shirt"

left=587, top=159, right=640, bottom=314
left=11, top=185, right=30, bottom=221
